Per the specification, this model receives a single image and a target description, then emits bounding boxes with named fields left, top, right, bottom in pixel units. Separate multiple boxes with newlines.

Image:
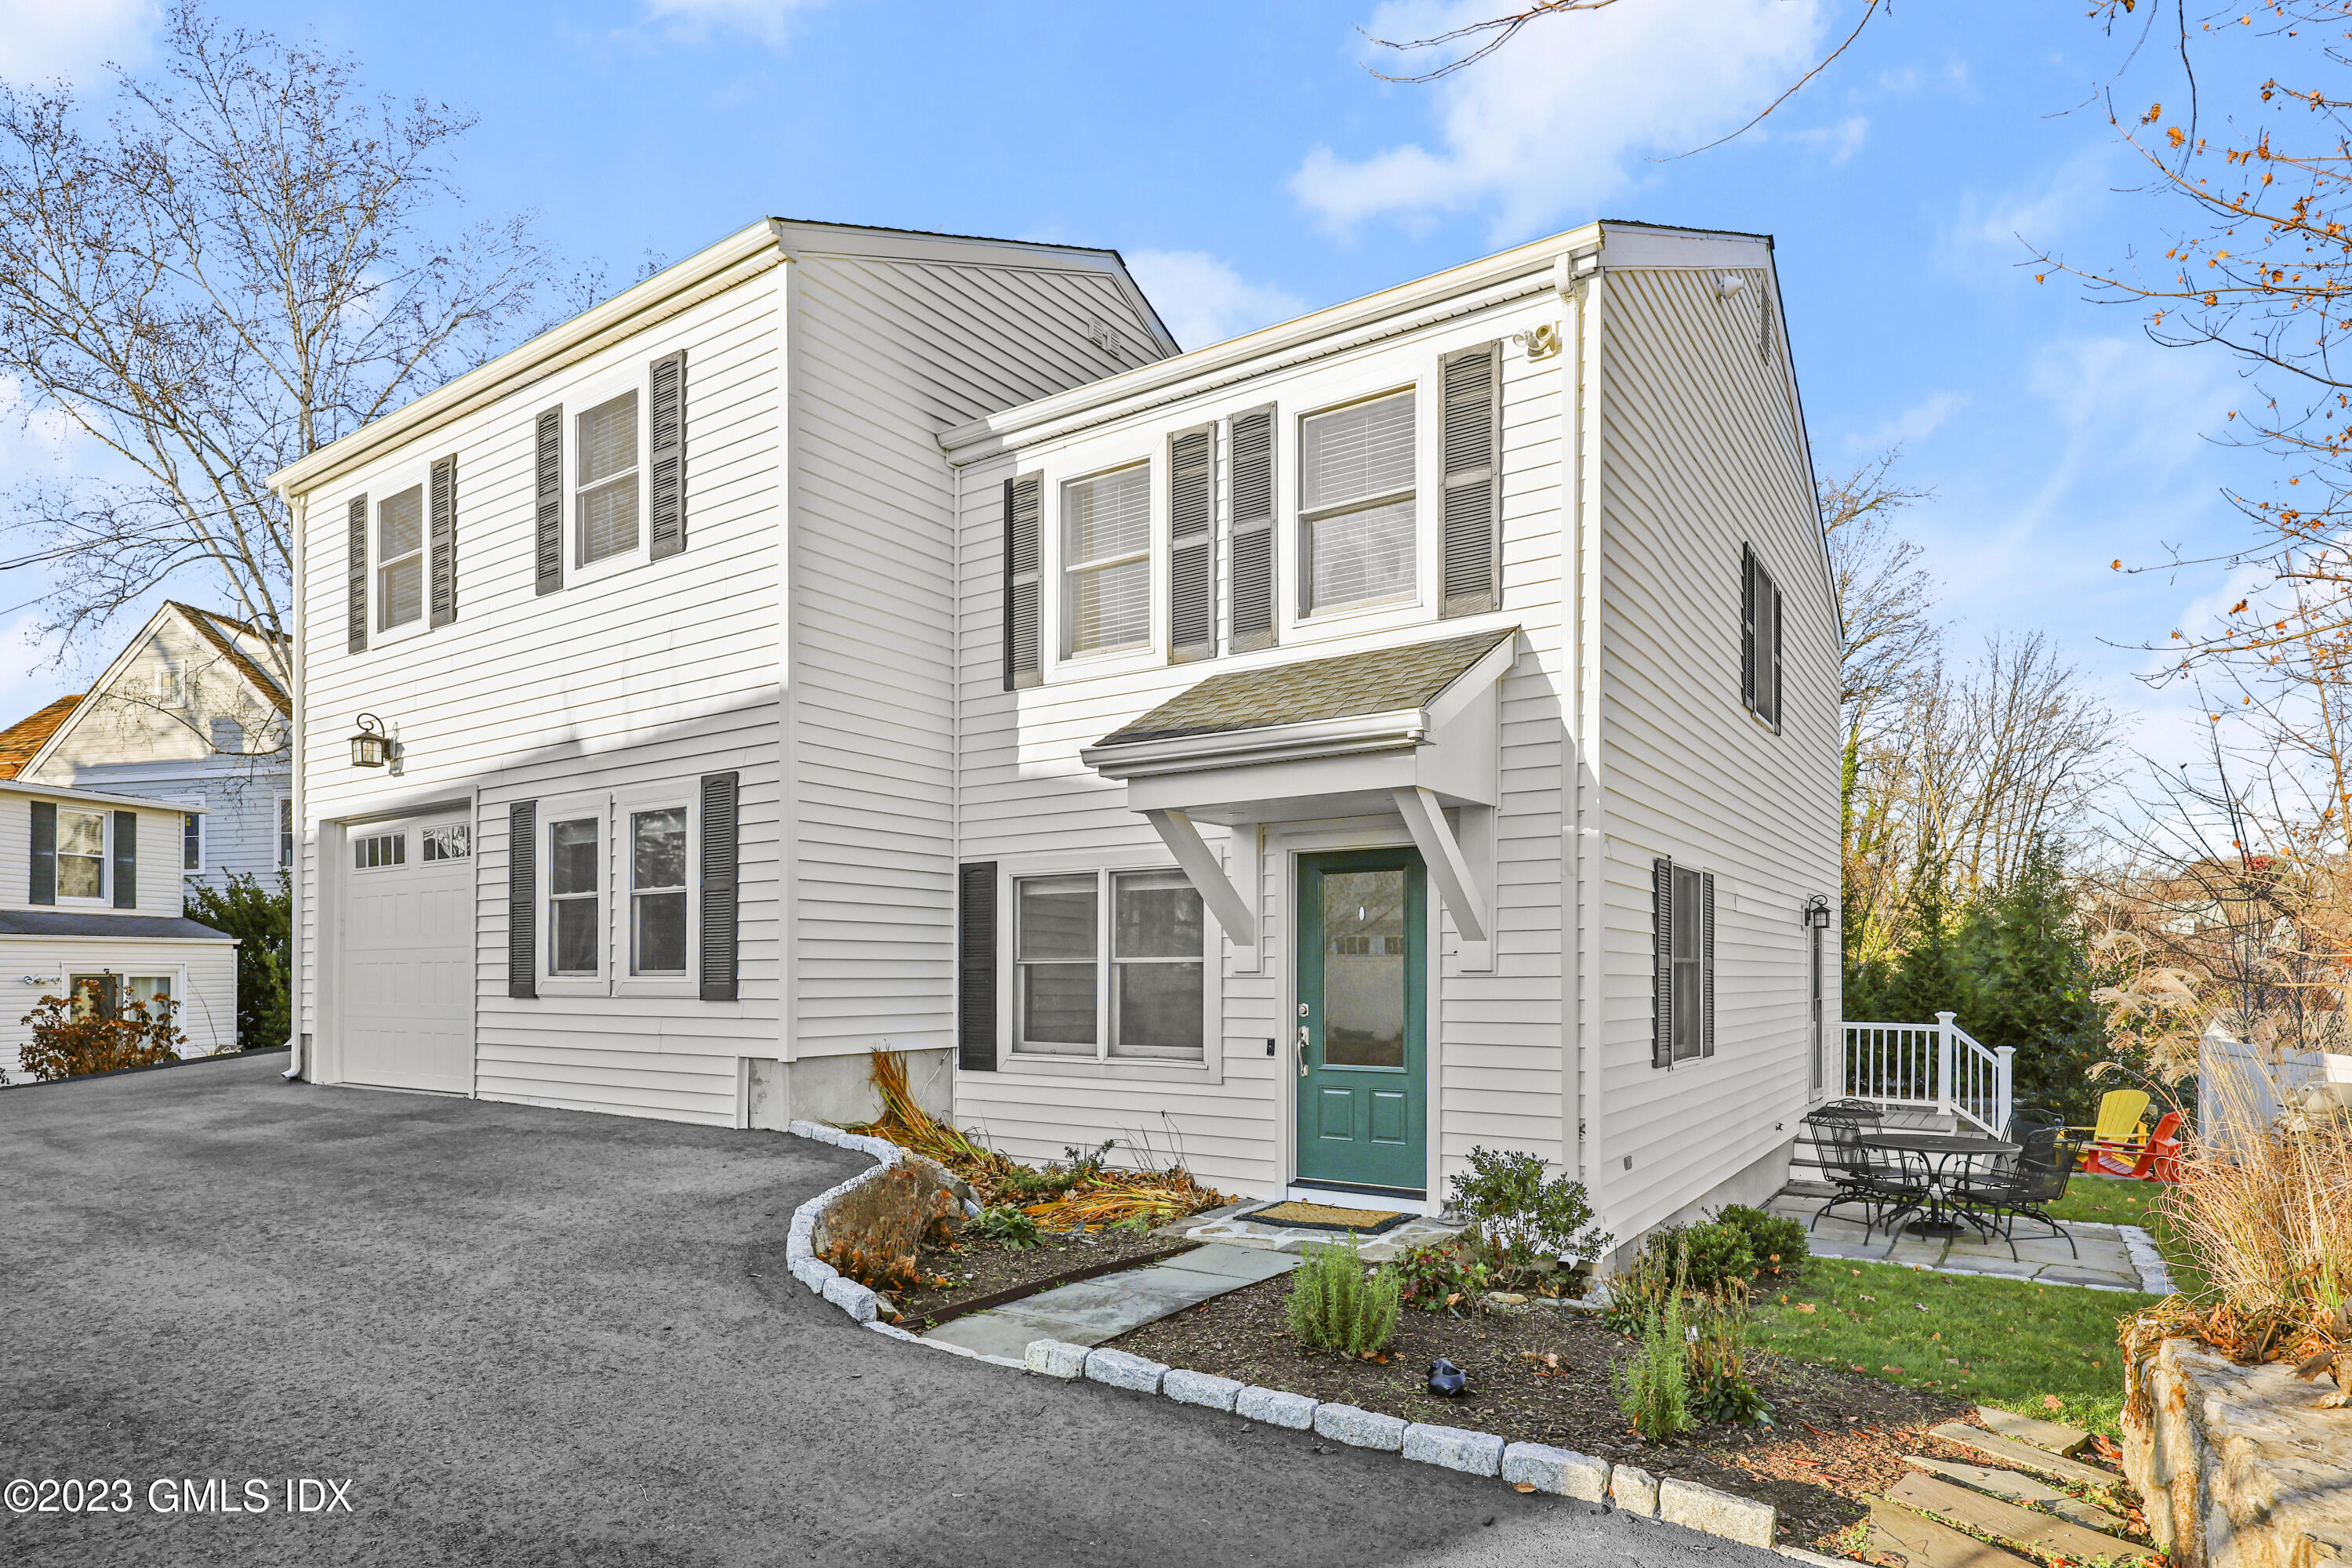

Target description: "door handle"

left=1297, top=1026, right=1309, bottom=1077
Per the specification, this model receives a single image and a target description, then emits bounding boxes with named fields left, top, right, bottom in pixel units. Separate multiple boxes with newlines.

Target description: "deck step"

left=1888, top=1473, right=2154, bottom=1563
left=1973, top=1406, right=2092, bottom=1456
left=1864, top=1500, right=2038, bottom=1568
left=1901, top=1457, right=2127, bottom=1533
left=1927, top=1425, right=2123, bottom=1492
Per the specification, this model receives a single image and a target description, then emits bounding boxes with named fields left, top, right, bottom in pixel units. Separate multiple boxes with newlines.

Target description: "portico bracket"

left=1391, top=786, right=1491, bottom=946
left=1143, top=808, right=1258, bottom=948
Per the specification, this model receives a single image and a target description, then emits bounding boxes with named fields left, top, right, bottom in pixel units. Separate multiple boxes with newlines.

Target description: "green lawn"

left=1753, top=1260, right=2162, bottom=1437
left=2046, top=1174, right=2209, bottom=1297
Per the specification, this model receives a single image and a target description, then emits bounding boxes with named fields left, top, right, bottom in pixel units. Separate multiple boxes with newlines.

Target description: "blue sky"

left=0, top=0, right=2294, bottom=769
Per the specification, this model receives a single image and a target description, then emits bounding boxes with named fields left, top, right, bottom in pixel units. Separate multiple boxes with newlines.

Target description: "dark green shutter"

left=1228, top=406, right=1276, bottom=652
left=959, top=862, right=998, bottom=1071
left=699, top=771, right=739, bottom=1002
left=535, top=408, right=563, bottom=595
left=347, top=495, right=368, bottom=654
left=1439, top=342, right=1501, bottom=619
left=429, top=454, right=458, bottom=628
left=1169, top=424, right=1215, bottom=662
left=1768, top=582, right=1784, bottom=730
left=1653, top=857, right=1672, bottom=1069
left=28, top=799, right=55, bottom=905
left=1003, top=474, right=1041, bottom=689
left=1701, top=871, right=1717, bottom=1058
left=508, top=800, right=536, bottom=998
left=112, top=809, right=136, bottom=908
left=649, top=351, right=686, bottom=561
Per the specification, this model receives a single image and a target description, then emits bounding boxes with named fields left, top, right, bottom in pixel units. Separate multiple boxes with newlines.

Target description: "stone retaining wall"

left=2124, top=1336, right=2350, bottom=1568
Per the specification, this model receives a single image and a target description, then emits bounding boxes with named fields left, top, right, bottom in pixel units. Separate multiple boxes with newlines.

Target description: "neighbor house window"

left=58, top=809, right=106, bottom=899
left=68, top=973, right=118, bottom=1019
left=183, top=811, right=202, bottom=872
left=1740, top=543, right=1782, bottom=729
left=630, top=808, right=688, bottom=975
left=1300, top=390, right=1416, bottom=614
left=278, top=797, right=293, bottom=868
left=127, top=975, right=172, bottom=1014
left=548, top=816, right=601, bottom=975
left=154, top=662, right=183, bottom=707
left=577, top=390, right=639, bottom=566
left=1062, top=463, right=1150, bottom=656
left=1014, top=869, right=1206, bottom=1062
left=378, top=485, right=425, bottom=630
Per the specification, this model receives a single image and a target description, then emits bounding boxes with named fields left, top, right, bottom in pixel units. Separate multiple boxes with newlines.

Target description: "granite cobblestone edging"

left=780, top=1127, right=1848, bottom=1560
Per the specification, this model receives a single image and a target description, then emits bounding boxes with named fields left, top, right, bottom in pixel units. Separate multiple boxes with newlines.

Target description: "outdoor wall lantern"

left=1802, top=895, right=1832, bottom=931
left=350, top=713, right=390, bottom=768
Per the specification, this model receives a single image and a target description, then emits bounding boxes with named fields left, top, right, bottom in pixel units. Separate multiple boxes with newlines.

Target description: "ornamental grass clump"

left=1287, top=1232, right=1401, bottom=1356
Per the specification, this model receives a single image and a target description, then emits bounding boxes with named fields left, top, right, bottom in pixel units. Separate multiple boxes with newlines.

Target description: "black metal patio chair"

left=1953, top=1125, right=2085, bottom=1261
left=1805, top=1116, right=1926, bottom=1242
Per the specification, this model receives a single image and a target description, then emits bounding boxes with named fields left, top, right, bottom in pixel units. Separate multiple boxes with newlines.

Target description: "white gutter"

left=0, top=780, right=212, bottom=813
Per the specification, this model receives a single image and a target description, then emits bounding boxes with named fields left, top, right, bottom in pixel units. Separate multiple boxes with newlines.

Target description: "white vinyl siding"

left=1300, top=390, right=1416, bottom=615
left=1596, top=263, right=1838, bottom=1240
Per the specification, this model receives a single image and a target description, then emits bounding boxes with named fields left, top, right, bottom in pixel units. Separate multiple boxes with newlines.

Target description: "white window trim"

left=56, top=805, right=111, bottom=907
left=536, top=789, right=610, bottom=995
left=612, top=782, right=698, bottom=1000
left=1056, top=459, right=1156, bottom=663
left=1295, top=383, right=1424, bottom=624
left=1000, top=851, right=1223, bottom=1083
left=566, top=360, right=655, bottom=587
left=365, top=454, right=437, bottom=648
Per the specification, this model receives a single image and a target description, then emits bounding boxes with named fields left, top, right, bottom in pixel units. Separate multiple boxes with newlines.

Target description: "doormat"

left=1240, top=1200, right=1411, bottom=1235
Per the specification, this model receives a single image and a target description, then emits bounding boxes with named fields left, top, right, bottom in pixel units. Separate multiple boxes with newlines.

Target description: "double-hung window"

left=1014, top=869, right=1207, bottom=1062
left=1062, top=463, right=1151, bottom=657
left=1652, top=858, right=1715, bottom=1066
left=1740, top=543, right=1783, bottom=729
left=182, top=811, right=202, bottom=873
left=154, top=662, right=183, bottom=707
left=58, top=809, right=106, bottom=900
left=629, top=807, right=688, bottom=976
left=1300, top=390, right=1417, bottom=615
left=577, top=392, right=639, bottom=567
left=377, top=485, right=425, bottom=631
left=548, top=815, right=601, bottom=977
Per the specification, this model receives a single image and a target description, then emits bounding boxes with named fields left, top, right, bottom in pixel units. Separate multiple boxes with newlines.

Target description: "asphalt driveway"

left=1, top=1056, right=1755, bottom=1566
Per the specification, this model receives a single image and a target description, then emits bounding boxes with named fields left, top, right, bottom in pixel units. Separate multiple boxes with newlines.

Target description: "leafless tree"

left=0, top=2, right=568, bottom=689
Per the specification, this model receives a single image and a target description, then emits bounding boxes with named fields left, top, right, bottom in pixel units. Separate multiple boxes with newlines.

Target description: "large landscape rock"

left=2124, top=1336, right=2351, bottom=1568
left=1501, top=1441, right=1610, bottom=1502
left=1312, top=1403, right=1406, bottom=1452
left=1658, top=1477, right=1775, bottom=1547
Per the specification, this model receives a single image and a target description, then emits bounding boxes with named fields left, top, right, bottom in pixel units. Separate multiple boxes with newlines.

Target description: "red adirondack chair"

left=2087, top=1109, right=2183, bottom=1180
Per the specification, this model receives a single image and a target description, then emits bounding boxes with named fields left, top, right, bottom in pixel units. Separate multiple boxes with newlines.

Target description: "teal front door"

left=1295, top=848, right=1428, bottom=1195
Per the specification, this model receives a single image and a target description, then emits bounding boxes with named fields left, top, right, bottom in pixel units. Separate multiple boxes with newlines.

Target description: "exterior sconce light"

left=1802, top=894, right=1832, bottom=931
left=350, top=713, right=390, bottom=769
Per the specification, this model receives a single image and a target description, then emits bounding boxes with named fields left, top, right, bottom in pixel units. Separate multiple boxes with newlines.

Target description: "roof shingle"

left=0, top=695, right=84, bottom=779
left=1093, top=629, right=1515, bottom=750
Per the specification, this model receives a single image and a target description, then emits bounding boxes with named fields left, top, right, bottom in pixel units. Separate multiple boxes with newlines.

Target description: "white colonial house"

left=270, top=216, right=1840, bottom=1254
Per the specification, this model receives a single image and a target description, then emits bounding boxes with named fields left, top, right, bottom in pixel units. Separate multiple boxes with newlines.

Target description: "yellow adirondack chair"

left=2068, top=1090, right=2151, bottom=1168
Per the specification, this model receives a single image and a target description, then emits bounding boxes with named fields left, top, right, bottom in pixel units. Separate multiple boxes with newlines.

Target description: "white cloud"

left=0, top=0, right=156, bottom=86
left=1291, top=0, right=1828, bottom=241
left=1790, top=114, right=1869, bottom=165
left=1846, top=390, right=1967, bottom=452
left=1123, top=250, right=1308, bottom=354
left=639, top=0, right=828, bottom=47
left=1942, top=141, right=2124, bottom=275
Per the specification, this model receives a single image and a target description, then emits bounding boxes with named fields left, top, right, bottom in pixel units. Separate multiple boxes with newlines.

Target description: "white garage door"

left=339, top=813, right=474, bottom=1094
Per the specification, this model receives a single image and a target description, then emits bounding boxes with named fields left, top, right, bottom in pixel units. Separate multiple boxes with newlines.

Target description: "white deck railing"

left=1841, top=1011, right=2013, bottom=1135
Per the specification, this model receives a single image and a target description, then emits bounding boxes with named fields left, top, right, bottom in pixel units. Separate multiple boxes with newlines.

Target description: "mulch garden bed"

left=1110, top=1273, right=1985, bottom=1550
left=891, top=1228, right=1196, bottom=1327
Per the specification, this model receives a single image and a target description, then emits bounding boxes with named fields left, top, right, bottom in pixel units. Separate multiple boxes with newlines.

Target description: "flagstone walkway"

left=921, top=1242, right=1301, bottom=1359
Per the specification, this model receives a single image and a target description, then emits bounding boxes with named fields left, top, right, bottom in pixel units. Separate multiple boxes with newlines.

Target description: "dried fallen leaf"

left=1796, top=1302, right=1817, bottom=1314
left=2044, top=1395, right=2066, bottom=1412
left=1513, top=1483, right=1537, bottom=1494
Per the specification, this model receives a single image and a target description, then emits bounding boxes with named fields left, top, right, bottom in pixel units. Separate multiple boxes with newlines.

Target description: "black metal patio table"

left=1857, top=1130, right=2019, bottom=1245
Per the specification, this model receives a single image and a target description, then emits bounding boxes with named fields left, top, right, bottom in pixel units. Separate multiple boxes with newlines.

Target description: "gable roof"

left=1092, top=629, right=1516, bottom=750
left=0, top=694, right=83, bottom=779
left=269, top=216, right=1177, bottom=499
left=14, top=602, right=291, bottom=781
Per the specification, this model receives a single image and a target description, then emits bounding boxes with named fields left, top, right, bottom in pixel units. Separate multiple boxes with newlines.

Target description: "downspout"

left=283, top=488, right=307, bottom=1080
left=1566, top=245, right=1608, bottom=1231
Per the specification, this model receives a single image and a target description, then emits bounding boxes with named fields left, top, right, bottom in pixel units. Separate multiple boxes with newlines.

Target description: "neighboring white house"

left=2, top=601, right=293, bottom=890
left=269, top=216, right=1839, bottom=1254
left=0, top=779, right=240, bottom=1080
